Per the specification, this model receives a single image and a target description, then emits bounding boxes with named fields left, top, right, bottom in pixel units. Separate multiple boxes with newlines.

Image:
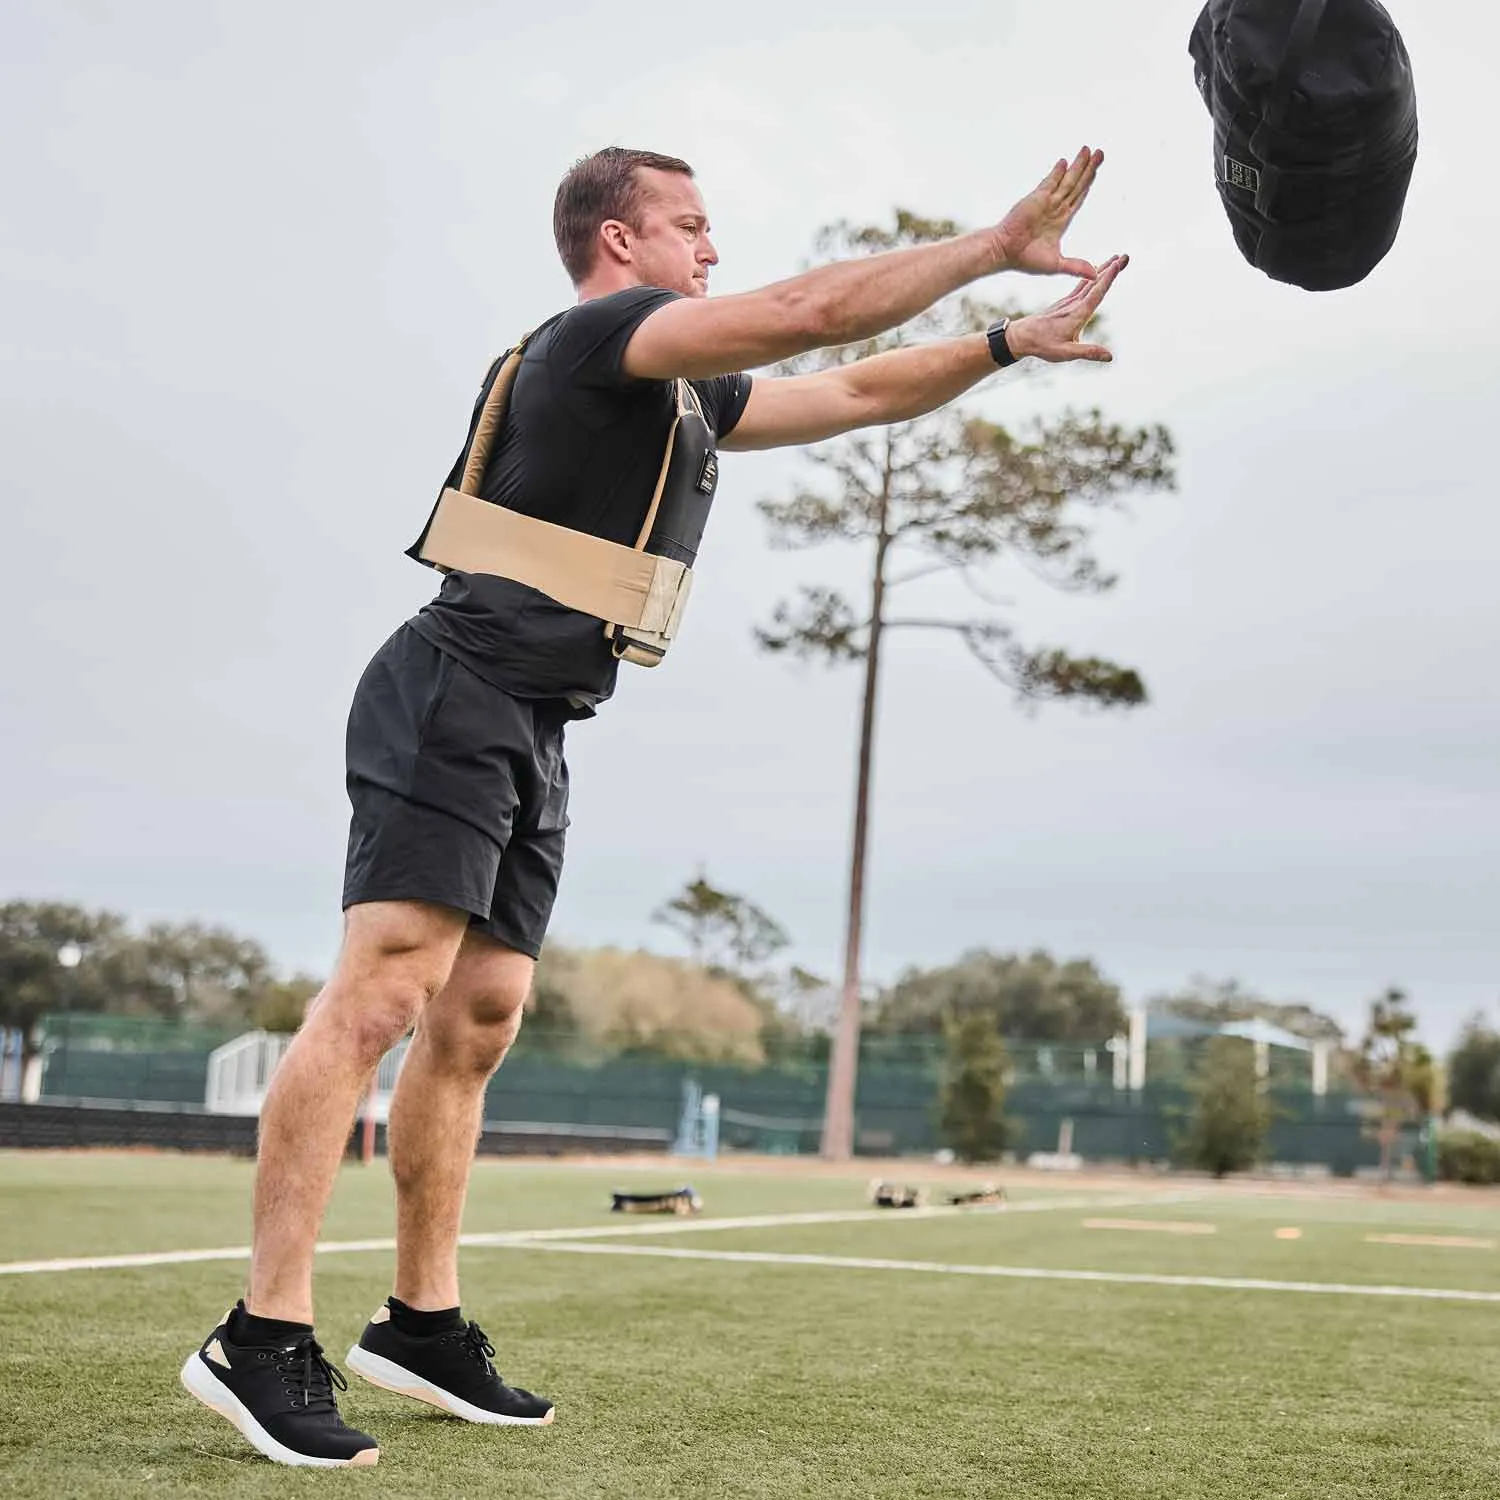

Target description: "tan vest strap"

left=628, top=379, right=695, bottom=552
left=418, top=355, right=703, bottom=668
left=419, top=488, right=692, bottom=639
left=460, top=345, right=527, bottom=495
left=678, top=378, right=706, bottom=420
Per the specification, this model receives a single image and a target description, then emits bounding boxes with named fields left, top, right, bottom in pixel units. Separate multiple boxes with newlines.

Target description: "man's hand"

left=1007, top=254, right=1129, bottom=364
left=997, top=148, right=1106, bottom=278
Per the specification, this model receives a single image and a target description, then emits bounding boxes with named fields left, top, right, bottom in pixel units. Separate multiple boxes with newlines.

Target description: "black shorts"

left=341, top=625, right=570, bottom=958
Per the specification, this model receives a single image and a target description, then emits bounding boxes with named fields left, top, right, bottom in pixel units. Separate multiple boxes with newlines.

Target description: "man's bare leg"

left=245, top=900, right=469, bottom=1324
left=343, top=930, right=553, bottom=1425
left=386, top=931, right=533, bottom=1310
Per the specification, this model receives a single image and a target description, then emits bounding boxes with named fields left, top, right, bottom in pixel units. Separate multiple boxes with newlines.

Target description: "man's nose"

left=700, top=236, right=720, bottom=267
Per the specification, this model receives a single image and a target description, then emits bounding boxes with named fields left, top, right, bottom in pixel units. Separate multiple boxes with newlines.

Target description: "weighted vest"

left=1189, top=0, right=1418, bottom=292
left=406, top=335, right=722, bottom=667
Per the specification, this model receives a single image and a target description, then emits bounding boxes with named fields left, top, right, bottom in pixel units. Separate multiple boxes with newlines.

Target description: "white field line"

left=0, top=1238, right=396, bottom=1277
left=494, top=1240, right=1500, bottom=1305
left=0, top=1191, right=1194, bottom=1277
left=475, top=1190, right=1211, bottom=1245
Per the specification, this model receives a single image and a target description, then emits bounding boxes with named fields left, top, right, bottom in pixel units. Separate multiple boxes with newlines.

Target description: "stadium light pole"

left=55, top=942, right=83, bottom=1097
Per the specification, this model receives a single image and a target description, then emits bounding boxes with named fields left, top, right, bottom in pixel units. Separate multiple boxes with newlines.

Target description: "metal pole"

left=1127, top=1008, right=1147, bottom=1092
left=360, top=1071, right=378, bottom=1164
left=55, top=942, right=84, bottom=1099
left=1312, top=1041, right=1329, bottom=1098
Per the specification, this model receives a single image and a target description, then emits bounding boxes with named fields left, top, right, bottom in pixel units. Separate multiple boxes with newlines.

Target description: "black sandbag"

left=1189, top=0, right=1418, bottom=291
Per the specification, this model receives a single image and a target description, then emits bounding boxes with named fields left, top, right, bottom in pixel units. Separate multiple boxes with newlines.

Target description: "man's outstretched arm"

left=720, top=255, right=1129, bottom=453
left=623, top=148, right=1106, bottom=382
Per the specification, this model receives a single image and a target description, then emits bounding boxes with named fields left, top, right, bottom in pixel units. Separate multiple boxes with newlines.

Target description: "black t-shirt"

left=409, top=287, right=751, bottom=714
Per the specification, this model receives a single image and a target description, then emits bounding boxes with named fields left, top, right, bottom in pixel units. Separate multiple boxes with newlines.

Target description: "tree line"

left=0, top=900, right=319, bottom=1048
left=5, top=887, right=1499, bottom=1131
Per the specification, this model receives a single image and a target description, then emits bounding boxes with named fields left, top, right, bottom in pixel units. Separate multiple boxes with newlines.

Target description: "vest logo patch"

left=1224, top=155, right=1261, bottom=193
left=696, top=452, right=718, bottom=495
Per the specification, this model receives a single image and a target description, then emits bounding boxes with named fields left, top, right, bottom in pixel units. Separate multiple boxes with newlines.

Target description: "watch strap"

left=987, top=318, right=1019, bottom=369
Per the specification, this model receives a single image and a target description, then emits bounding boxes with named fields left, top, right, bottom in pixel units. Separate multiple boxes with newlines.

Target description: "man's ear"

left=598, top=219, right=633, bottom=265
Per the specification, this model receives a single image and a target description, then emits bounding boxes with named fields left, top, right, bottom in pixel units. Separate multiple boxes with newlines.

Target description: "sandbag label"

left=1224, top=156, right=1261, bottom=193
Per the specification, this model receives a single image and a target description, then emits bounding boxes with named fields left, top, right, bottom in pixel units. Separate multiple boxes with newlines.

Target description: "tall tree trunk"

left=820, top=455, right=893, bottom=1160
left=1379, top=1109, right=1396, bottom=1180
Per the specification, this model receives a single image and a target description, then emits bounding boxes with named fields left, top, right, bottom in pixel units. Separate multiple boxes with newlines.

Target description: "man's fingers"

left=1090, top=254, right=1129, bottom=298
left=1065, top=149, right=1104, bottom=208
left=1051, top=256, right=1126, bottom=317
left=1039, top=341, right=1112, bottom=365
left=1076, top=254, right=1128, bottom=307
left=1030, top=247, right=1126, bottom=363
left=1049, top=340, right=1112, bottom=363
left=1056, top=146, right=1092, bottom=202
left=1056, top=270, right=1100, bottom=307
left=1058, top=256, right=1099, bottom=279
left=1055, top=148, right=1102, bottom=215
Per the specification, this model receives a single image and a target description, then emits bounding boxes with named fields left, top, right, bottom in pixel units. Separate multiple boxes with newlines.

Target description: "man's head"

left=553, top=147, right=718, bottom=299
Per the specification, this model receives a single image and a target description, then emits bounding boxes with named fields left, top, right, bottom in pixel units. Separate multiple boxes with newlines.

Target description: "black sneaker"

left=347, top=1307, right=554, bottom=1426
left=180, top=1312, right=380, bottom=1468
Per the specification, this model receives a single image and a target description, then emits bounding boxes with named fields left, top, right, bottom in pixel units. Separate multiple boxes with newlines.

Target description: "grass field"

left=2, top=1152, right=1499, bottom=1499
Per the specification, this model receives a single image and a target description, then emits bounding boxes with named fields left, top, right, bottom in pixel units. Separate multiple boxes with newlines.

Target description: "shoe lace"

left=273, top=1335, right=349, bottom=1413
left=457, top=1320, right=497, bottom=1375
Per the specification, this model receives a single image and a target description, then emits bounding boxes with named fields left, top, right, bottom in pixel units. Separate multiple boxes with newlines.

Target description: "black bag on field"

left=1189, top=0, right=1418, bottom=291
left=609, top=1187, right=702, bottom=1215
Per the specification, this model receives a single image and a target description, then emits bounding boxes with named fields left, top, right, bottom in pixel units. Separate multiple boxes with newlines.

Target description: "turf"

left=2, top=1152, right=1498, bottom=1499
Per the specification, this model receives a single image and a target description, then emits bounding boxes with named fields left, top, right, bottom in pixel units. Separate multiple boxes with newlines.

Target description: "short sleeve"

left=693, top=371, right=753, bottom=439
left=546, top=286, right=683, bottom=389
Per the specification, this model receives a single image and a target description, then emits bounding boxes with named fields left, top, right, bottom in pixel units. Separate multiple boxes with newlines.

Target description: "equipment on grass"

left=407, top=335, right=723, bottom=667
left=610, top=1186, right=703, bottom=1215
left=869, top=1181, right=924, bottom=1209
left=1189, top=0, right=1418, bottom=290
left=947, top=1184, right=1006, bottom=1207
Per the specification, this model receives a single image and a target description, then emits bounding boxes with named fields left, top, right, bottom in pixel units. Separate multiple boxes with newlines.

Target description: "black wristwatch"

left=986, top=317, right=1020, bottom=369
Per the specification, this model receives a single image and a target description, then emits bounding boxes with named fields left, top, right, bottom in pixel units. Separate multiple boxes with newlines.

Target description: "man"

left=180, top=145, right=1127, bottom=1468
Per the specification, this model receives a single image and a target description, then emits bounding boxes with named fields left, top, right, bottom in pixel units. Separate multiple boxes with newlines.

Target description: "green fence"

left=30, top=1015, right=1384, bottom=1171
left=36, top=1013, right=252, bottom=1107
left=479, top=1032, right=1380, bottom=1170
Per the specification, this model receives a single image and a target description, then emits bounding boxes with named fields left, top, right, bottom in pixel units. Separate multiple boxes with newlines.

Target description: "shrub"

left=938, top=1012, right=1012, bottom=1163
left=1436, top=1129, right=1500, bottom=1186
left=1181, top=1035, right=1270, bottom=1178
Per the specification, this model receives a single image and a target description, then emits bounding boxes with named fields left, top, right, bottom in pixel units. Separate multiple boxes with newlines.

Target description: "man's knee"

left=315, top=901, right=469, bottom=1062
left=418, top=944, right=533, bottom=1076
left=310, top=975, right=433, bottom=1067
left=342, top=984, right=432, bottom=1064
left=421, top=992, right=525, bottom=1076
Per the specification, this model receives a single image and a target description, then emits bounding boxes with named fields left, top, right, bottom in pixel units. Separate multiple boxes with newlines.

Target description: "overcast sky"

left=4, top=0, right=1494, bottom=1050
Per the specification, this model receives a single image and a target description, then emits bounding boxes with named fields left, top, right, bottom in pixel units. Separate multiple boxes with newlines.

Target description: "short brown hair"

left=553, top=147, right=695, bottom=284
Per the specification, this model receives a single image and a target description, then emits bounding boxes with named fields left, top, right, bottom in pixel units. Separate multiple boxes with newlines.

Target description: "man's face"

left=619, top=168, right=718, bottom=297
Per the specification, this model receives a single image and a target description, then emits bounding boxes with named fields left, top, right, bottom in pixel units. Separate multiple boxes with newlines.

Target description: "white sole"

left=345, top=1344, right=555, bottom=1426
left=179, top=1352, right=380, bottom=1468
